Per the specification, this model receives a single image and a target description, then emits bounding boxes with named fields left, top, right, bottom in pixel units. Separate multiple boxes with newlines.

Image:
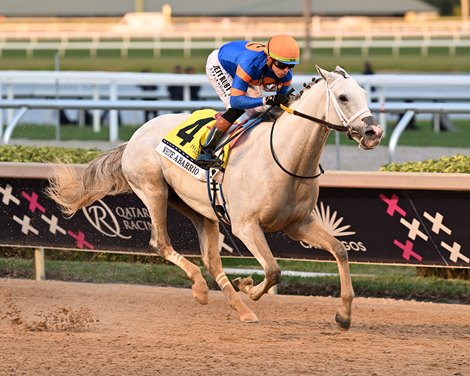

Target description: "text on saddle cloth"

left=156, top=108, right=238, bottom=181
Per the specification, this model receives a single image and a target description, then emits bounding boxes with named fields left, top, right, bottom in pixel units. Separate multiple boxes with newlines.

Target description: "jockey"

left=195, top=34, right=300, bottom=168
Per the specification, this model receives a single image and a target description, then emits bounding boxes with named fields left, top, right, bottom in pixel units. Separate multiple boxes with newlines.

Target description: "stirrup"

left=195, top=126, right=226, bottom=168
left=195, top=151, right=223, bottom=169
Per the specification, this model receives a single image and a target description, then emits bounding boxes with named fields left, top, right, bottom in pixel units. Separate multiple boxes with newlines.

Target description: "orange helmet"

left=265, top=35, right=300, bottom=65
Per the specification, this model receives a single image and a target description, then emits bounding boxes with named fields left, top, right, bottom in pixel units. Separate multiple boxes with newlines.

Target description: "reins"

left=270, top=72, right=371, bottom=179
left=212, top=105, right=276, bottom=154
left=279, top=104, right=349, bottom=132
left=279, top=74, right=370, bottom=133
left=269, top=117, right=324, bottom=179
left=211, top=72, right=372, bottom=181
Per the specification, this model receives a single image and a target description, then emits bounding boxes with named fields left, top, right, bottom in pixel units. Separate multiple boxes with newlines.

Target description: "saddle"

left=155, top=108, right=269, bottom=225
left=155, top=109, right=250, bottom=182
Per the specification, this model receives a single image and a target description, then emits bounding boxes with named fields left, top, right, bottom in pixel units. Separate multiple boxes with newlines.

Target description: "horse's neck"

left=273, top=84, right=330, bottom=176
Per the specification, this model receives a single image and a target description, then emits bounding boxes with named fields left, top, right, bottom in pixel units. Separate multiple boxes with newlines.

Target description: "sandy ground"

left=1, top=279, right=469, bottom=376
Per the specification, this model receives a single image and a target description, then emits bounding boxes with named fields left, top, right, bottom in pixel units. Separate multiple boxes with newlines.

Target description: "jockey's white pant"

left=206, top=49, right=266, bottom=118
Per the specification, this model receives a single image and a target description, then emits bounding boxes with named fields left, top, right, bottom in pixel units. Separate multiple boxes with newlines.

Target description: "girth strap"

left=205, top=169, right=244, bottom=257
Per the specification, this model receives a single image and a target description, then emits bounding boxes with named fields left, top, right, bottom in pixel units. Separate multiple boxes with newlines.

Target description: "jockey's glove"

left=264, top=93, right=289, bottom=107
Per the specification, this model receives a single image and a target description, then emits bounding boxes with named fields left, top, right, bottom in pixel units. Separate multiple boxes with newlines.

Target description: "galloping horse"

left=47, top=66, right=383, bottom=330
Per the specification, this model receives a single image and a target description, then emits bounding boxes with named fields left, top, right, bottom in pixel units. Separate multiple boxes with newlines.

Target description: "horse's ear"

left=335, top=66, right=350, bottom=78
left=315, top=65, right=329, bottom=80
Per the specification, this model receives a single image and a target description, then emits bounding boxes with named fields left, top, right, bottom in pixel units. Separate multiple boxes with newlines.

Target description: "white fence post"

left=34, top=247, right=46, bottom=281
left=109, top=81, right=118, bottom=142
left=93, top=85, right=101, bottom=133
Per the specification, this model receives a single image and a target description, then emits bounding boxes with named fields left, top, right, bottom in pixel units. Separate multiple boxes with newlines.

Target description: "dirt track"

left=1, top=279, right=469, bottom=376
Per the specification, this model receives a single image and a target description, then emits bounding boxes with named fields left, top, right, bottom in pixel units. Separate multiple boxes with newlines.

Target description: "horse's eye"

left=339, top=94, right=348, bottom=102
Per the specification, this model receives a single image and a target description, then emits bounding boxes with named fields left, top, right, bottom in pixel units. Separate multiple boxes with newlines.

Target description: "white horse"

left=47, top=66, right=382, bottom=330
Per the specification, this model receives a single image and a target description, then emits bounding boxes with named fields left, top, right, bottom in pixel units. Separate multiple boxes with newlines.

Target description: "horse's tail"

left=46, top=143, right=132, bottom=216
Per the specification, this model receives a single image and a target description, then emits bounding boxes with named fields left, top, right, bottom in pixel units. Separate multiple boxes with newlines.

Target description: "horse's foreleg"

left=285, top=219, right=354, bottom=331
left=230, top=223, right=281, bottom=301
left=130, top=183, right=209, bottom=305
left=170, top=199, right=258, bottom=322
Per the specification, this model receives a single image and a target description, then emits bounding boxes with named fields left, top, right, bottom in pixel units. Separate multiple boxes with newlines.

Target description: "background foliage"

left=381, top=153, right=470, bottom=173
left=423, top=0, right=462, bottom=15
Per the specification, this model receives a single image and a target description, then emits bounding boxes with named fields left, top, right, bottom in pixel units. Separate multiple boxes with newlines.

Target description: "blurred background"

left=0, top=1, right=469, bottom=296
left=0, top=0, right=469, bottom=165
left=0, top=0, right=468, bottom=73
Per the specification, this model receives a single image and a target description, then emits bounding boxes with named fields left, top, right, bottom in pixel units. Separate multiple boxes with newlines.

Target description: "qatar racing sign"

left=0, top=177, right=468, bottom=268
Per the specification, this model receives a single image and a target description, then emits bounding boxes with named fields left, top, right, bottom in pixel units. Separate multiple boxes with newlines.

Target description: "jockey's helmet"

left=265, top=35, right=300, bottom=65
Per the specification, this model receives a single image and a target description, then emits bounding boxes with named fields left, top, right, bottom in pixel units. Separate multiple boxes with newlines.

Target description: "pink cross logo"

left=21, top=191, right=46, bottom=213
left=68, top=230, right=94, bottom=249
left=380, top=193, right=407, bottom=217
left=393, top=239, right=423, bottom=261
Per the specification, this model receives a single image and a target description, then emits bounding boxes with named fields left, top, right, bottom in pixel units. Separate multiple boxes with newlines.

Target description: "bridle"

left=271, top=72, right=373, bottom=179
left=280, top=73, right=371, bottom=137
left=324, top=74, right=371, bottom=134
left=214, top=71, right=377, bottom=180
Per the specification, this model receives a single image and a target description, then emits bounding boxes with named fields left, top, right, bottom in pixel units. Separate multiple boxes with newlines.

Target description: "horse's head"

left=316, top=65, right=383, bottom=150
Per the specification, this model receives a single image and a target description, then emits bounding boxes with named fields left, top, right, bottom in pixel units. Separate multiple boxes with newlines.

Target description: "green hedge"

left=2, top=145, right=468, bottom=171
left=380, top=153, right=470, bottom=173
left=0, top=145, right=101, bottom=163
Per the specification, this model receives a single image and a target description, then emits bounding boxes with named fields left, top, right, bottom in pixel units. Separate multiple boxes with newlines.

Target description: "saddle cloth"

left=155, top=109, right=233, bottom=181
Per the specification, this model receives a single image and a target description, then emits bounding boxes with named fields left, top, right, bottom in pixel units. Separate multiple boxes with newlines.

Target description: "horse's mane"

left=254, top=67, right=348, bottom=122
left=261, top=78, right=320, bottom=122
left=295, top=77, right=321, bottom=99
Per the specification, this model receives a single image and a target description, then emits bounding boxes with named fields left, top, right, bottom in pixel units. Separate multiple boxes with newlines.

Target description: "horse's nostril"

left=365, top=125, right=383, bottom=139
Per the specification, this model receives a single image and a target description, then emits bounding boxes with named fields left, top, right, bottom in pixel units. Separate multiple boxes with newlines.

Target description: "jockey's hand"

left=264, top=94, right=289, bottom=107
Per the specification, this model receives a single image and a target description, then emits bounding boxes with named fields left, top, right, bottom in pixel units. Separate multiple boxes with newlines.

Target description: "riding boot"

left=195, top=118, right=231, bottom=168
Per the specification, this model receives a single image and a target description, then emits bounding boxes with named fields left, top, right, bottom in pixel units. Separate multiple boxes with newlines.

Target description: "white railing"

left=1, top=17, right=470, bottom=58
left=2, top=35, right=470, bottom=58
left=1, top=70, right=470, bottom=161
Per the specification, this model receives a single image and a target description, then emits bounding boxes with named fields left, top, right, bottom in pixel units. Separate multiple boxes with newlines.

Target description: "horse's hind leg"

left=128, top=181, right=209, bottom=305
left=285, top=219, right=354, bottom=331
left=170, top=198, right=258, bottom=322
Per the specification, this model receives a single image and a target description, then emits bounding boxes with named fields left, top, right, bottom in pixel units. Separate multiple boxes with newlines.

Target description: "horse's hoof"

left=192, top=283, right=209, bottom=305
left=232, top=277, right=242, bottom=289
left=335, top=313, right=351, bottom=331
left=232, top=276, right=254, bottom=293
left=240, top=312, right=259, bottom=323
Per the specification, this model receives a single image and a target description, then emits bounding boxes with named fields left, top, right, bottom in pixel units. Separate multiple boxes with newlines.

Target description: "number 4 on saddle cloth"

left=156, top=109, right=256, bottom=182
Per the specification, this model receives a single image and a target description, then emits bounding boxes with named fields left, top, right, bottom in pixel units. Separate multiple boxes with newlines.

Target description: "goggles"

left=273, top=60, right=295, bottom=70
